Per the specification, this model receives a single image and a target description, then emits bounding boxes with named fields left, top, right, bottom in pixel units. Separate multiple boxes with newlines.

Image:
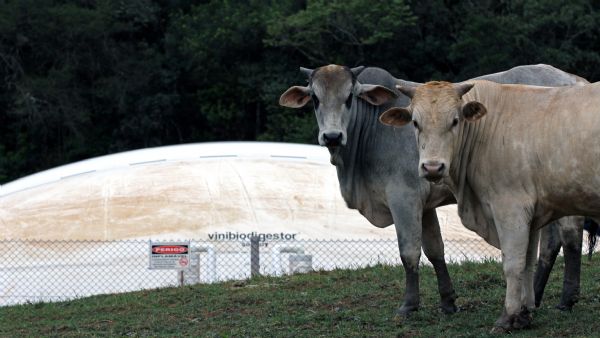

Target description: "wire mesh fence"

left=0, top=236, right=588, bottom=307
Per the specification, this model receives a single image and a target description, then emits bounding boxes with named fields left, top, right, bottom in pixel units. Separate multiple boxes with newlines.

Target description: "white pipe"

left=270, top=244, right=304, bottom=276
left=192, top=244, right=216, bottom=283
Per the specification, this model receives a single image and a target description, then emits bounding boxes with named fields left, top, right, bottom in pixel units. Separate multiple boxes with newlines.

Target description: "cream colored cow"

left=380, top=80, right=600, bottom=331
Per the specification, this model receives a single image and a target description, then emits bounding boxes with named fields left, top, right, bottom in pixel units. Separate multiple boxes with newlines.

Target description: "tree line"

left=1, top=0, right=599, bottom=183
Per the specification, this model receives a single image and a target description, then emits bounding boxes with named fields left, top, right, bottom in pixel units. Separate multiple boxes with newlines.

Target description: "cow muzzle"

left=420, top=160, right=446, bottom=183
left=319, top=130, right=346, bottom=148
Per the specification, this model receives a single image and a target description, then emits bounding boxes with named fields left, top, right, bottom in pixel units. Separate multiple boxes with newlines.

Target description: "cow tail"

left=587, top=220, right=599, bottom=261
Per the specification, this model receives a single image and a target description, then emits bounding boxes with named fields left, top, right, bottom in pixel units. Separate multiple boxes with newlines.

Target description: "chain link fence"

left=0, top=236, right=587, bottom=307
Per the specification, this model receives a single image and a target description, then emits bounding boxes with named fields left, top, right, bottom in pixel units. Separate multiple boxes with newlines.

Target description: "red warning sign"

left=149, top=241, right=191, bottom=270
left=152, top=245, right=189, bottom=254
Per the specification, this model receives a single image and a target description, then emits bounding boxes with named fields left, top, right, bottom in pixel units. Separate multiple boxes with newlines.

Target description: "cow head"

left=379, top=81, right=487, bottom=182
left=279, top=65, right=397, bottom=148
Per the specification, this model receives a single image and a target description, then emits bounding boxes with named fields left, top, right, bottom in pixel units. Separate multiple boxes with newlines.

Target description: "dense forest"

left=1, top=0, right=599, bottom=183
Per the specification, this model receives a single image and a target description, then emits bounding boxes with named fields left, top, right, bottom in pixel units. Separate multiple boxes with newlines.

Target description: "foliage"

left=1, top=0, right=599, bottom=182
left=447, top=0, right=600, bottom=80
left=0, top=0, right=182, bottom=179
left=265, top=0, right=416, bottom=66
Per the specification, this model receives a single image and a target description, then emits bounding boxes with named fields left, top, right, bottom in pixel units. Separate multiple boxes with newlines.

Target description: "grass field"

left=1, top=257, right=600, bottom=337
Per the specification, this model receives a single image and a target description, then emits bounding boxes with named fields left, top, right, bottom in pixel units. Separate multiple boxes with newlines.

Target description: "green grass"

left=2, top=258, right=600, bottom=337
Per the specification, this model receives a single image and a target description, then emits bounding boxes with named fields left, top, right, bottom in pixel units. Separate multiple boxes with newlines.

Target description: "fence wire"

left=0, top=237, right=591, bottom=306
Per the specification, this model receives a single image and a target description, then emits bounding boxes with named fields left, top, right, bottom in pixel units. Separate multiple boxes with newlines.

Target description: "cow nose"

left=323, top=131, right=343, bottom=147
left=421, top=161, right=445, bottom=178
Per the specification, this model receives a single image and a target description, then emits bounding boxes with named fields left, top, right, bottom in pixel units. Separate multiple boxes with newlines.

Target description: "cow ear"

left=279, top=86, right=311, bottom=108
left=357, top=84, right=398, bottom=106
left=461, top=101, right=487, bottom=122
left=395, top=85, right=416, bottom=99
left=379, top=107, right=412, bottom=127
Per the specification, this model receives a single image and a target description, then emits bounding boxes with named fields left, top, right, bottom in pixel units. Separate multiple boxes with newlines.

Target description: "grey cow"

left=281, top=65, right=456, bottom=315
left=279, top=64, right=588, bottom=316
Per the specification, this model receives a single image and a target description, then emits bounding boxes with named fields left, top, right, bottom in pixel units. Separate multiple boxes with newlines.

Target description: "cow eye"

left=413, top=120, right=419, bottom=130
left=345, top=93, right=353, bottom=109
left=452, top=117, right=459, bottom=127
left=311, top=94, right=320, bottom=109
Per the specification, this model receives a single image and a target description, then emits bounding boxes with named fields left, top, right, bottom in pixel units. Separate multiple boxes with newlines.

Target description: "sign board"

left=149, top=241, right=190, bottom=270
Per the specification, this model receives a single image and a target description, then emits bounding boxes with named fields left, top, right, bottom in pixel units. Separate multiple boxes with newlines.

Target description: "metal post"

left=178, top=270, right=184, bottom=287
left=250, top=236, right=260, bottom=277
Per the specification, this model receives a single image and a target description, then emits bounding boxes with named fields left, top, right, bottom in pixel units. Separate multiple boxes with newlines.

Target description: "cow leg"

left=521, top=229, right=539, bottom=311
left=533, top=221, right=561, bottom=308
left=391, top=204, right=423, bottom=316
left=493, top=216, right=532, bottom=331
left=421, top=208, right=457, bottom=314
left=556, top=216, right=584, bottom=311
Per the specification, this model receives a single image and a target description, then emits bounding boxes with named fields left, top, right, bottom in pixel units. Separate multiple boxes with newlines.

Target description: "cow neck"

left=449, top=84, right=495, bottom=201
left=447, top=85, right=503, bottom=246
left=333, top=96, right=379, bottom=209
left=449, top=122, right=473, bottom=201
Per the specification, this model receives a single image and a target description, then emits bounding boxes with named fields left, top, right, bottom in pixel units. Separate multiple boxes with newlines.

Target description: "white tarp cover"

left=0, top=142, right=477, bottom=241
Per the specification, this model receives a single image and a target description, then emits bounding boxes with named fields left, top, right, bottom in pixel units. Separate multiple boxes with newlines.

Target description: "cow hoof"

left=512, top=308, right=532, bottom=329
left=555, top=303, right=573, bottom=311
left=440, top=302, right=458, bottom=314
left=395, top=303, right=419, bottom=317
left=494, top=314, right=512, bottom=332
left=440, top=292, right=458, bottom=314
left=489, top=326, right=510, bottom=334
left=556, top=295, right=578, bottom=311
left=494, top=308, right=532, bottom=332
